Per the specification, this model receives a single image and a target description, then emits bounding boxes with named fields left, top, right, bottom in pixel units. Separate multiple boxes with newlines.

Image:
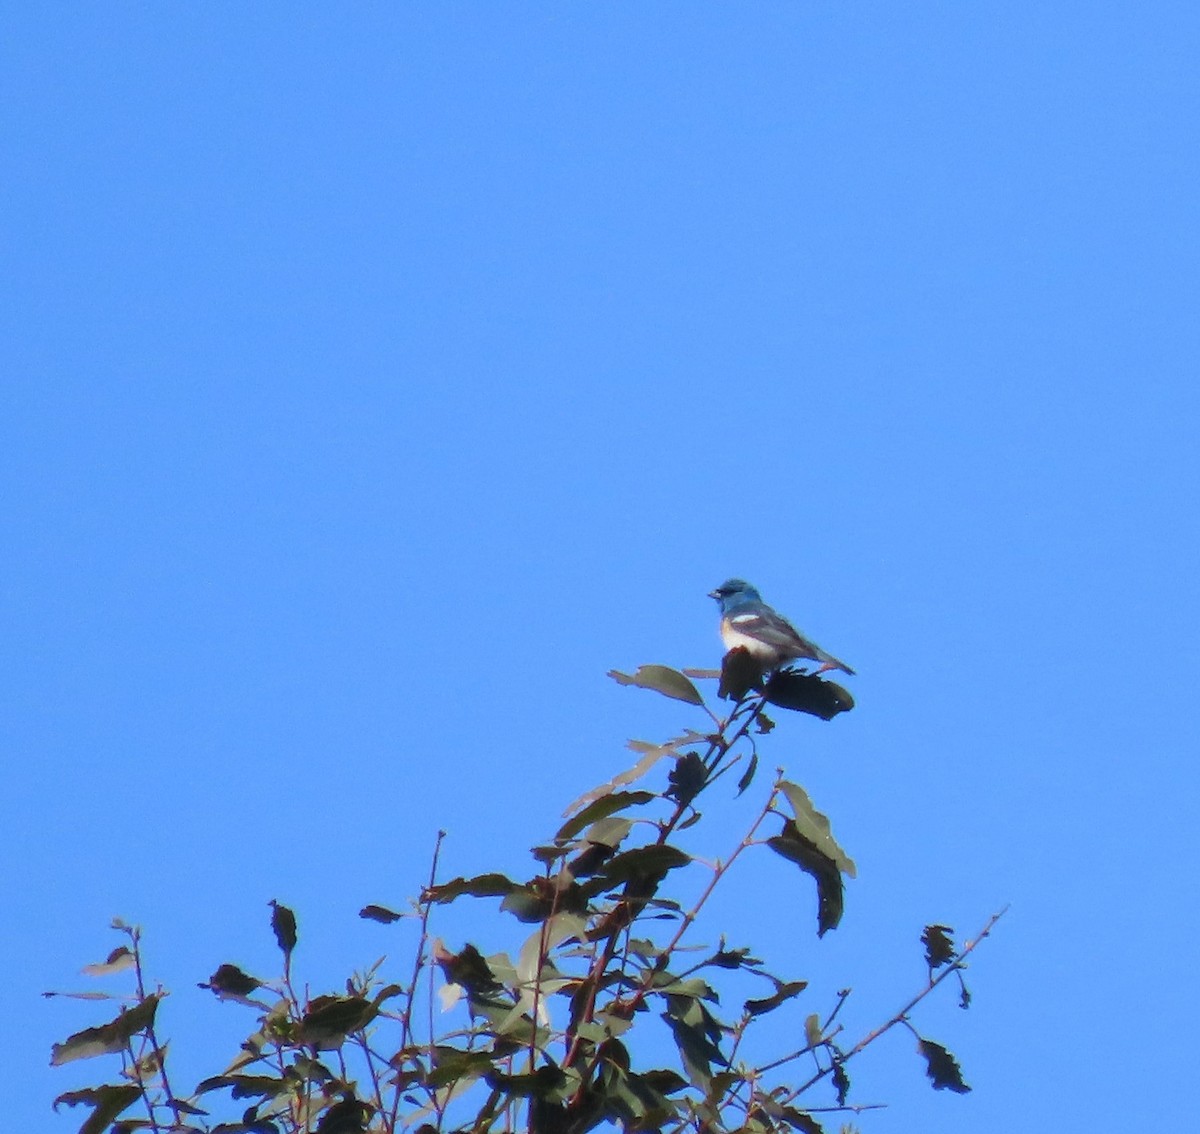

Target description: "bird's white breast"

left=719, top=621, right=778, bottom=660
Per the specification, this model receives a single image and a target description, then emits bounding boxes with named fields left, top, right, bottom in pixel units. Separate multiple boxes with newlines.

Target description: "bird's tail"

left=815, top=648, right=855, bottom=677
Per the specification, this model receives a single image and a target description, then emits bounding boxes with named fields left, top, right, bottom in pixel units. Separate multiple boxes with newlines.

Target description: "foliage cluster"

left=49, top=654, right=1002, bottom=1134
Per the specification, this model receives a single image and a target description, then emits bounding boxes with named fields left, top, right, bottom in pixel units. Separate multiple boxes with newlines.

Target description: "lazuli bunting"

left=709, top=579, right=855, bottom=677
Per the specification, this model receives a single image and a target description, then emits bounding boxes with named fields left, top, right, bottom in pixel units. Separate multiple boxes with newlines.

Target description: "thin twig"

left=389, top=828, right=446, bottom=1133
left=785, top=906, right=1010, bottom=1100
left=125, top=926, right=181, bottom=1133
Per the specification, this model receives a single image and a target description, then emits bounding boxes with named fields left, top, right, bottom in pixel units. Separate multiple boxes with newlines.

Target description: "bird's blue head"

left=708, top=578, right=762, bottom=612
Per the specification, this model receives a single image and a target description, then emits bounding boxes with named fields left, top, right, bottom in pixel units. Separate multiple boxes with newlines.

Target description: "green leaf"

left=207, top=1118, right=281, bottom=1133
left=776, top=782, right=856, bottom=877
left=917, top=1038, right=971, bottom=1093
left=292, top=1053, right=336, bottom=1082
left=372, top=983, right=405, bottom=1007
left=597, top=845, right=691, bottom=887
left=626, top=938, right=666, bottom=962
left=499, top=887, right=552, bottom=923
left=50, top=994, right=160, bottom=1065
left=485, top=1063, right=568, bottom=1098
left=431, top=942, right=502, bottom=995
left=316, top=1092, right=372, bottom=1133
left=745, top=980, right=808, bottom=1018
left=708, top=945, right=759, bottom=970
left=53, top=1085, right=141, bottom=1134
left=423, top=873, right=518, bottom=904
left=652, top=976, right=717, bottom=1001
left=81, top=947, right=135, bottom=978
left=584, top=816, right=633, bottom=849
left=662, top=1011, right=726, bottom=1091
left=495, top=875, right=588, bottom=923
left=359, top=904, right=403, bottom=924
left=269, top=900, right=298, bottom=958
left=776, top=1106, right=824, bottom=1133
left=608, top=665, right=704, bottom=706
left=565, top=741, right=689, bottom=819
left=197, top=1073, right=290, bottom=1100
left=640, top=1068, right=688, bottom=1097
left=804, top=1012, right=822, bottom=1046
left=566, top=841, right=617, bottom=879
left=736, top=753, right=759, bottom=796
left=922, top=924, right=956, bottom=969
left=557, top=791, right=655, bottom=842
left=298, top=995, right=377, bottom=1047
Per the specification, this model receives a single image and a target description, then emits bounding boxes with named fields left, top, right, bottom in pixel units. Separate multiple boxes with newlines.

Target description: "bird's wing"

left=728, top=607, right=855, bottom=675
left=727, top=608, right=820, bottom=659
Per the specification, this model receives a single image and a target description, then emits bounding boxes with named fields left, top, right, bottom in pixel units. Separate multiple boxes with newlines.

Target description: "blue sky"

left=4, top=4, right=1199, bottom=1131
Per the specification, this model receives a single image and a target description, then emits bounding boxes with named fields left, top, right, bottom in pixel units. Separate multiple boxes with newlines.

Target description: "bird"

left=709, top=579, right=855, bottom=677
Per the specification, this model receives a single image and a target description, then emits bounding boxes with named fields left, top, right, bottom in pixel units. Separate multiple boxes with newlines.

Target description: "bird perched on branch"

left=709, top=578, right=855, bottom=677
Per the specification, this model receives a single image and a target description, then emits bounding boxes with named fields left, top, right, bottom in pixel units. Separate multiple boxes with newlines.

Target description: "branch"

left=125, top=925, right=181, bottom=1133
left=562, top=690, right=767, bottom=1076
left=389, top=828, right=446, bottom=1133
left=785, top=906, right=1009, bottom=1099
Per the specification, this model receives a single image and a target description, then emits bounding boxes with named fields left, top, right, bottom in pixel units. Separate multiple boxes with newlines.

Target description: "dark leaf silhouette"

left=596, top=845, right=691, bottom=888
left=744, top=979, right=808, bottom=1017
left=423, top=873, right=518, bottom=905
left=922, top=924, right=956, bottom=969
left=209, top=1119, right=280, bottom=1134
left=567, top=841, right=618, bottom=878
left=766, top=820, right=845, bottom=936
left=431, top=942, right=502, bottom=995
left=299, top=995, right=377, bottom=1047
left=666, top=752, right=707, bottom=806
left=832, top=1060, right=850, bottom=1106
left=316, top=1092, right=372, bottom=1133
left=763, top=669, right=854, bottom=720
left=737, top=752, right=759, bottom=795
left=200, top=964, right=262, bottom=999
left=269, top=900, right=298, bottom=958
left=485, top=1063, right=567, bottom=1098
left=53, top=1084, right=141, bottom=1134
left=718, top=648, right=763, bottom=700
left=359, top=904, right=403, bottom=924
left=776, top=782, right=856, bottom=877
left=197, top=1074, right=289, bottom=1100
left=500, top=876, right=589, bottom=923
left=776, top=1107, right=824, bottom=1134
left=708, top=945, right=759, bottom=970
left=428, top=1046, right=497, bottom=1087
left=918, top=1038, right=971, bottom=1093
left=557, top=791, right=656, bottom=842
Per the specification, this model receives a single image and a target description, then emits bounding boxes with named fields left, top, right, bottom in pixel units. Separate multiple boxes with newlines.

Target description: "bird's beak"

left=708, top=589, right=721, bottom=600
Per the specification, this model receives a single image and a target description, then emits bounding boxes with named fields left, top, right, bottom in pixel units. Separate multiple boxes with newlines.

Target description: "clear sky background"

left=4, top=5, right=1199, bottom=1132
